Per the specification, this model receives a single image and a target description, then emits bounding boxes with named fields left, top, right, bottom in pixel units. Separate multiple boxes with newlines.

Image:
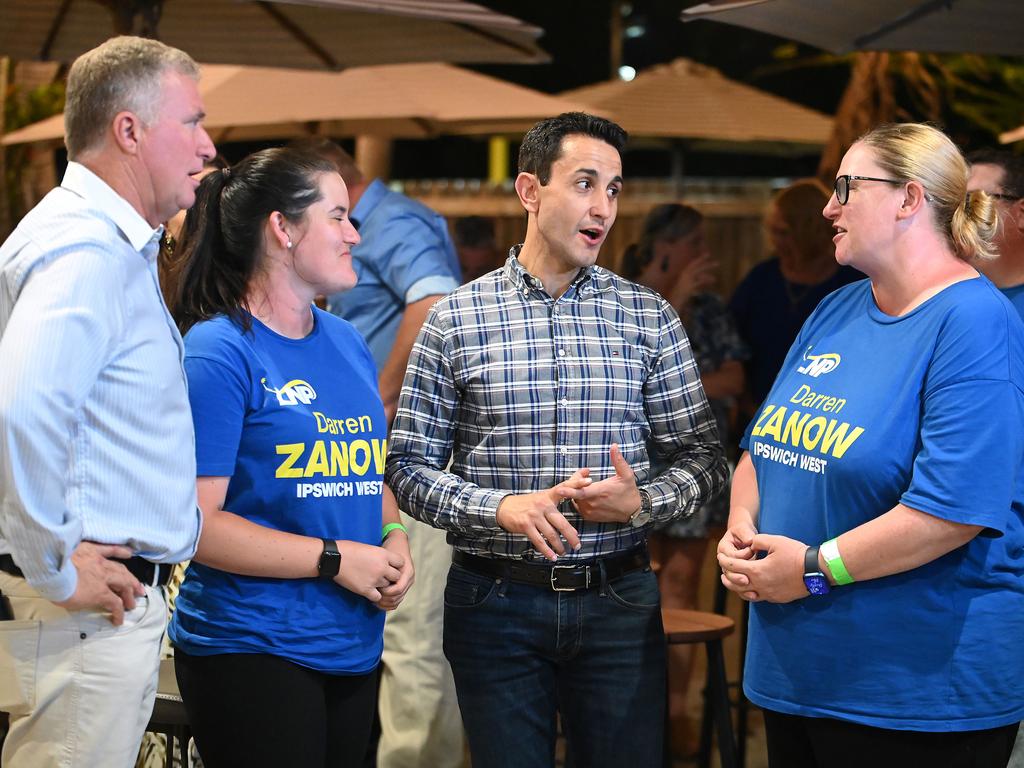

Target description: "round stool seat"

left=661, top=608, right=734, bottom=644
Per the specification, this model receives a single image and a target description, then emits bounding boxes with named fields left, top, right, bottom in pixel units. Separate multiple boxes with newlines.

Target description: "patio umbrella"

left=681, top=0, right=1024, bottom=57
left=560, top=58, right=832, bottom=150
left=1, top=61, right=588, bottom=146
left=0, top=0, right=548, bottom=69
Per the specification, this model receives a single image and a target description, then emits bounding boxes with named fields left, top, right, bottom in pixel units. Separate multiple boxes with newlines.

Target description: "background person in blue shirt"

left=0, top=36, right=212, bottom=768
left=968, top=149, right=1024, bottom=317
left=313, top=141, right=461, bottom=424
left=162, top=146, right=414, bottom=768
left=719, top=123, right=1024, bottom=767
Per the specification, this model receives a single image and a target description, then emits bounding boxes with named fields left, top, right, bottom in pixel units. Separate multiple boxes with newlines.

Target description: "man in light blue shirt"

left=0, top=36, right=213, bottom=767
left=320, top=144, right=461, bottom=423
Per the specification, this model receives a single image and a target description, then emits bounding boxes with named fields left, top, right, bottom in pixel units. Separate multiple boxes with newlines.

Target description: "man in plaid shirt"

left=386, top=112, right=727, bottom=768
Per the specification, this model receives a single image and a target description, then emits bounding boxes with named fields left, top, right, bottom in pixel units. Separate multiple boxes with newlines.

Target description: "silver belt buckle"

left=550, top=564, right=589, bottom=591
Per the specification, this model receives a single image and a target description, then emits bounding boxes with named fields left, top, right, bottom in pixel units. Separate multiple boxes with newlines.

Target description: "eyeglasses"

left=833, top=174, right=906, bottom=205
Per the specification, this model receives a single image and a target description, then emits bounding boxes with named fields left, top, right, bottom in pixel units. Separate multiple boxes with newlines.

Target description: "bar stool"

left=661, top=608, right=738, bottom=768
left=145, top=657, right=192, bottom=768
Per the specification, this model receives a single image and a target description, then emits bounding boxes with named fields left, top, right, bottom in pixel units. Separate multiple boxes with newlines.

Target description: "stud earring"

left=286, top=240, right=293, bottom=249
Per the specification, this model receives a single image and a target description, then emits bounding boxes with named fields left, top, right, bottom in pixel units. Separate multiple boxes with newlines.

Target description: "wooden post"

left=354, top=134, right=392, bottom=182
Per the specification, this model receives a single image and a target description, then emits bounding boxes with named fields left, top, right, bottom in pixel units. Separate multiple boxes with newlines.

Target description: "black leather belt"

left=453, top=548, right=649, bottom=592
left=0, top=553, right=174, bottom=587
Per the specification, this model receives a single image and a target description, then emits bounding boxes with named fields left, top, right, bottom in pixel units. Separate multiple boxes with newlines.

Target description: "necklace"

left=783, top=279, right=813, bottom=308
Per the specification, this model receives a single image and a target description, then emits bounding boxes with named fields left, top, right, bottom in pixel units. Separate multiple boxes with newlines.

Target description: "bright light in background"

left=618, top=65, right=637, bottom=82
left=624, top=24, right=646, bottom=38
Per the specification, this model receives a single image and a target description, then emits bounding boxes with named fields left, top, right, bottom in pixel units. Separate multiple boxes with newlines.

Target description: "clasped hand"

left=717, top=523, right=810, bottom=604
left=334, top=540, right=409, bottom=607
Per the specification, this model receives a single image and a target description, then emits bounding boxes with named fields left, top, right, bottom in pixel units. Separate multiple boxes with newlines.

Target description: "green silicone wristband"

left=381, top=522, right=408, bottom=542
left=821, top=538, right=855, bottom=585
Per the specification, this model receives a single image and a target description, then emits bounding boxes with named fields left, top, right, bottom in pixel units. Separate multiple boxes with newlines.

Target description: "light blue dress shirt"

left=326, top=179, right=461, bottom=370
left=0, top=162, right=200, bottom=601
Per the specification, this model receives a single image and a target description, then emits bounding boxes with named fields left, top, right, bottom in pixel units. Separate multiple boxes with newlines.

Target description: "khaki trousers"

left=377, top=512, right=465, bottom=768
left=0, top=572, right=165, bottom=768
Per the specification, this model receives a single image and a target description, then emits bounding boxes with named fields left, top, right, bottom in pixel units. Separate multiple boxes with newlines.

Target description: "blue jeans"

left=442, top=559, right=666, bottom=768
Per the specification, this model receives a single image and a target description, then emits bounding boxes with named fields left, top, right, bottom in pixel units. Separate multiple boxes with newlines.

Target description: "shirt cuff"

left=405, top=276, right=459, bottom=305
left=27, top=559, right=78, bottom=603
left=464, top=488, right=508, bottom=532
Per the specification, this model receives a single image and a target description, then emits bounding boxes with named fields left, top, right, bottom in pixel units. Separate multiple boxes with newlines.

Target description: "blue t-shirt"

left=1002, top=283, right=1024, bottom=319
left=741, top=276, right=1024, bottom=731
left=327, top=179, right=461, bottom=369
left=168, top=309, right=387, bottom=674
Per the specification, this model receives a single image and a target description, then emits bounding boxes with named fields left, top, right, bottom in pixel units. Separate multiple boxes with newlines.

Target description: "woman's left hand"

left=718, top=533, right=810, bottom=604
left=378, top=532, right=415, bottom=610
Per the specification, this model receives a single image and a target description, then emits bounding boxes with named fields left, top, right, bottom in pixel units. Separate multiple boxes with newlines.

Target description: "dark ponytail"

left=165, top=147, right=337, bottom=334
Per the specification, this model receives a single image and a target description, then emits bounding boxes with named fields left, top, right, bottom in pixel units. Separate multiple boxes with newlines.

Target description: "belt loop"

left=597, top=558, right=609, bottom=596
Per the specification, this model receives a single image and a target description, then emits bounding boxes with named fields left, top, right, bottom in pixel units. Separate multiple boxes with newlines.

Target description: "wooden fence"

left=404, top=177, right=778, bottom=298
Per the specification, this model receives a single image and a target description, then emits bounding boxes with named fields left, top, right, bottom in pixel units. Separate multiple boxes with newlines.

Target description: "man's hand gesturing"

left=495, top=469, right=592, bottom=560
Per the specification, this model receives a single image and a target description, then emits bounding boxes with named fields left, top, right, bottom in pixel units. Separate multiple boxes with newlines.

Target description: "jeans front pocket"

left=0, top=619, right=40, bottom=714
left=443, top=563, right=497, bottom=609
left=603, top=567, right=660, bottom=612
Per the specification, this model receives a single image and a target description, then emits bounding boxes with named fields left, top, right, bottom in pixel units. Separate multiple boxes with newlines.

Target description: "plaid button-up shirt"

left=386, top=249, right=728, bottom=560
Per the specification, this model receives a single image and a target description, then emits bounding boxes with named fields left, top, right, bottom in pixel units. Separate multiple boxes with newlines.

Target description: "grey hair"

left=64, top=35, right=199, bottom=159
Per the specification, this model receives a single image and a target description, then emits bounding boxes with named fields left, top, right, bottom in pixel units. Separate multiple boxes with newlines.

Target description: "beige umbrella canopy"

left=0, top=0, right=548, bottom=69
left=2, top=62, right=588, bottom=146
left=682, top=0, right=1024, bottom=57
left=560, top=58, right=832, bottom=149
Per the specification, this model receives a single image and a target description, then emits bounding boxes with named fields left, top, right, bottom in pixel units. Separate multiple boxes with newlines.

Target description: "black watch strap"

left=804, top=545, right=821, bottom=575
left=318, top=538, right=341, bottom=580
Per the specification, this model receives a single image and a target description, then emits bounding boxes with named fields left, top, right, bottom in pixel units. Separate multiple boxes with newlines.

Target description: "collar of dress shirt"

left=504, top=245, right=602, bottom=297
left=61, top=162, right=163, bottom=256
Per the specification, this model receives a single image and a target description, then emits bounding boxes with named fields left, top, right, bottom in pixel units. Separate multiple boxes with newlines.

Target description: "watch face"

left=630, top=509, right=652, bottom=528
left=803, top=573, right=830, bottom=596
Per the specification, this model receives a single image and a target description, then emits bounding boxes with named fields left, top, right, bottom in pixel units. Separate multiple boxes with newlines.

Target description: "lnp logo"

left=261, top=378, right=317, bottom=406
left=796, top=348, right=841, bottom=378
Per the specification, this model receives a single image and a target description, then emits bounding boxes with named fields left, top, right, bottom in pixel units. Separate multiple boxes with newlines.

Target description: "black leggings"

left=764, top=709, right=1018, bottom=768
left=174, top=649, right=377, bottom=768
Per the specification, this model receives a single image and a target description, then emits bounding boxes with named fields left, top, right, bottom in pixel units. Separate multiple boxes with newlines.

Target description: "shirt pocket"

left=0, top=619, right=40, bottom=714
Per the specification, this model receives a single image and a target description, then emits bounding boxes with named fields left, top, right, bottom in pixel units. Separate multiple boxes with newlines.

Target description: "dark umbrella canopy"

left=682, top=0, right=1024, bottom=57
left=0, top=0, right=549, bottom=68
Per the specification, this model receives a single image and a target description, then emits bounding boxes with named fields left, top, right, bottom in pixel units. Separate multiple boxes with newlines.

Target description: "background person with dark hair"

left=968, top=148, right=1024, bottom=315
left=453, top=214, right=502, bottom=282
left=729, top=179, right=862, bottom=421
left=622, top=202, right=747, bottom=757
left=164, top=146, right=413, bottom=768
left=387, top=113, right=727, bottom=768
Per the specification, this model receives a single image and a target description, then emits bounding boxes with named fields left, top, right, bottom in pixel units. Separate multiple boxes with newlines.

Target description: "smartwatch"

left=318, top=538, right=341, bottom=580
left=628, top=488, right=653, bottom=528
left=802, top=545, right=830, bottom=596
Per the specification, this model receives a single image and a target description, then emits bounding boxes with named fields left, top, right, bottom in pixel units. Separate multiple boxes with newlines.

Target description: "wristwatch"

left=628, top=489, right=653, bottom=528
left=803, top=545, right=830, bottom=596
left=318, top=538, right=341, bottom=580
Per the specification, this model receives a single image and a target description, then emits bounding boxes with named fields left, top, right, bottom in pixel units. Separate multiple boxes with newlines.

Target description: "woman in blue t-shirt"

left=162, top=146, right=414, bottom=768
left=718, top=123, right=1024, bottom=766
